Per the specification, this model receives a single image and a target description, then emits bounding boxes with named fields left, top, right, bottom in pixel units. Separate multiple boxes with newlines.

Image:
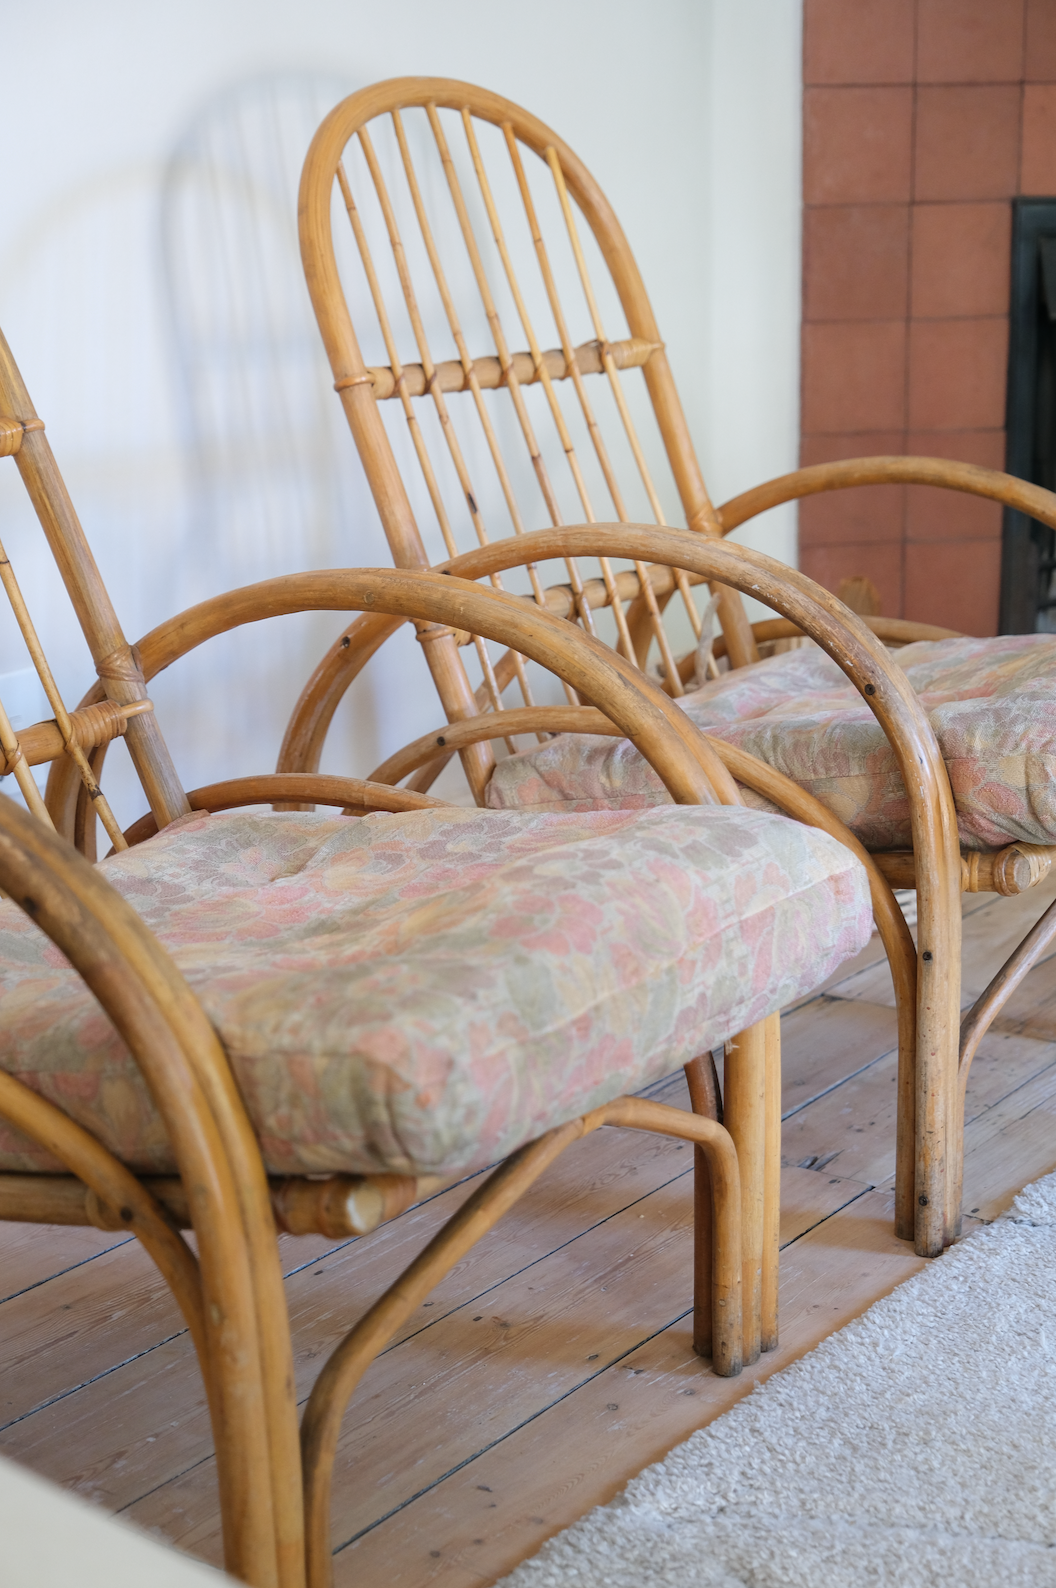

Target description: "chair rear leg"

left=723, top=1021, right=767, bottom=1365
left=761, top=1012, right=781, bottom=1351
left=685, top=1049, right=723, bottom=1361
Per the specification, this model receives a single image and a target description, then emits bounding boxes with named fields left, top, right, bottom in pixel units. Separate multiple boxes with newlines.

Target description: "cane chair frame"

left=291, top=78, right=1056, bottom=1256
left=0, top=322, right=930, bottom=1582
left=0, top=539, right=760, bottom=1587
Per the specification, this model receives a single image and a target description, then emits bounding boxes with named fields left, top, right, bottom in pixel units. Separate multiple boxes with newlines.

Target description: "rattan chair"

left=0, top=324, right=914, bottom=1586
left=286, top=77, right=1056, bottom=1259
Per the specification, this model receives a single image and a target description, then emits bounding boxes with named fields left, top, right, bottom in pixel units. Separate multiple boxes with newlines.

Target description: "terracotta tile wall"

left=800, top=0, right=1056, bottom=633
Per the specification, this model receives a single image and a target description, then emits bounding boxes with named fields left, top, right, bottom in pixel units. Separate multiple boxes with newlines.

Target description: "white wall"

left=0, top=0, right=801, bottom=822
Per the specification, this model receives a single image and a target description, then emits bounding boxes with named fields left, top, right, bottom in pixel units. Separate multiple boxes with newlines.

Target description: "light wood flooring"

left=4, top=877, right=1056, bottom=1584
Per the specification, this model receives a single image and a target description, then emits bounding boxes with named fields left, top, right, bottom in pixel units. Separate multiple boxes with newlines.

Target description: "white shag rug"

left=499, top=1173, right=1056, bottom=1588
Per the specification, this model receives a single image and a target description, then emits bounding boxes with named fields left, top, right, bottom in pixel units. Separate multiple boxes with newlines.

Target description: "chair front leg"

left=762, top=1012, right=781, bottom=1351
left=685, top=1048, right=723, bottom=1360
left=723, top=1019, right=769, bottom=1365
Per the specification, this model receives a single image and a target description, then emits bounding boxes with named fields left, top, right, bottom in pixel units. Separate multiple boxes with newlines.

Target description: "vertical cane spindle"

left=353, top=134, right=514, bottom=725
left=424, top=103, right=598, bottom=648
left=0, top=535, right=128, bottom=849
left=389, top=109, right=541, bottom=720
left=462, top=111, right=638, bottom=667
left=500, top=124, right=685, bottom=673
left=545, top=146, right=706, bottom=687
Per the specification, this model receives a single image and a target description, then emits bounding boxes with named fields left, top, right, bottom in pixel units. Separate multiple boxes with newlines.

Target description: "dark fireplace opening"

left=1001, top=198, right=1056, bottom=633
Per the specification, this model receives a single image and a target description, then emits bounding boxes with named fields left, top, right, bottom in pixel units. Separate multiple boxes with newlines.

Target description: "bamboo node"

left=0, top=416, right=44, bottom=456
left=0, top=418, right=24, bottom=457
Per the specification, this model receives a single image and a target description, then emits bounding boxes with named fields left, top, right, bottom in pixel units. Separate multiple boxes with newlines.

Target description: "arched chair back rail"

left=292, top=80, right=1056, bottom=1256
left=295, top=78, right=1056, bottom=741
left=297, top=74, right=756, bottom=811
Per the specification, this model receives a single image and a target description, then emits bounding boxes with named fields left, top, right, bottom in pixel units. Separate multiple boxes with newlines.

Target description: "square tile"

left=910, top=203, right=1012, bottom=319
left=804, top=87, right=914, bottom=204
left=904, top=429, right=1007, bottom=539
left=914, top=86, right=1022, bottom=200
left=804, top=0, right=916, bottom=84
left=904, top=538, right=1001, bottom=632
left=916, top=0, right=1026, bottom=83
left=799, top=432, right=907, bottom=546
left=801, top=541, right=905, bottom=616
left=1021, top=85, right=1056, bottom=189
left=802, top=321, right=908, bottom=433
left=1026, top=0, right=1056, bottom=81
left=804, top=206, right=910, bottom=321
left=907, top=318, right=1009, bottom=430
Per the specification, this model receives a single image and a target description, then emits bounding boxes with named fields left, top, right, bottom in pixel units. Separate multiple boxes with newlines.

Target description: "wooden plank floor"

left=3, top=876, right=1056, bottom=1584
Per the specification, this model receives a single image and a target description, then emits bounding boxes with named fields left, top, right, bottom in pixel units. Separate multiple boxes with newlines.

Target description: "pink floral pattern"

left=0, top=806, right=870, bottom=1177
left=488, top=635, right=1056, bottom=852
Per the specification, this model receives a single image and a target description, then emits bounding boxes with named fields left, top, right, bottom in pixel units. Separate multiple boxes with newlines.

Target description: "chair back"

left=0, top=331, right=191, bottom=848
left=298, top=79, right=760, bottom=799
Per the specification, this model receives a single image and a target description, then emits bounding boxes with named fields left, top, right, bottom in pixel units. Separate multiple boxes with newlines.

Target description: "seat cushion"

left=488, top=635, right=1056, bottom=852
left=0, top=806, right=870, bottom=1178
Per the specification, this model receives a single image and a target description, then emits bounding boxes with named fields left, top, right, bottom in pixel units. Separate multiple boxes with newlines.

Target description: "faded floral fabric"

left=0, top=805, right=870, bottom=1177
left=488, top=635, right=1056, bottom=852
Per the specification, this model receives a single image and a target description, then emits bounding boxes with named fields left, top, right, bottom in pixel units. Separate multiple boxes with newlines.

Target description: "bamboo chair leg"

left=761, top=1012, right=781, bottom=1351
left=895, top=1003, right=918, bottom=1244
left=685, top=1049, right=723, bottom=1360
left=723, top=1020, right=767, bottom=1365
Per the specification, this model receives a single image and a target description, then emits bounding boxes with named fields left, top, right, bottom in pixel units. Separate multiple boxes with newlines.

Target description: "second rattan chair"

left=289, top=77, right=1056, bottom=1258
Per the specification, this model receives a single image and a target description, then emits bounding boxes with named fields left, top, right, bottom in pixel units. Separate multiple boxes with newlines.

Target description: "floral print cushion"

left=488, top=635, right=1056, bottom=853
left=0, top=806, right=870, bottom=1177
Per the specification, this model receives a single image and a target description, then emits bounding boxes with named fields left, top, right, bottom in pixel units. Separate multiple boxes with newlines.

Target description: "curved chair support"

left=0, top=1069, right=207, bottom=1367
left=299, top=1096, right=742, bottom=1588
left=958, top=895, right=1056, bottom=1087
left=711, top=613, right=963, bottom=665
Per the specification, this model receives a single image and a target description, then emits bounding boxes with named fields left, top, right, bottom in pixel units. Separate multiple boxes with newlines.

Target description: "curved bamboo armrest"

left=275, top=461, right=1014, bottom=786
left=50, top=565, right=734, bottom=850
left=717, top=455, right=1056, bottom=538
left=47, top=594, right=405, bottom=848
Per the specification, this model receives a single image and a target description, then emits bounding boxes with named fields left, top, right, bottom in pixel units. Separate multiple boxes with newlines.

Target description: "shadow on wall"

left=162, top=72, right=360, bottom=587
left=0, top=74, right=445, bottom=827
